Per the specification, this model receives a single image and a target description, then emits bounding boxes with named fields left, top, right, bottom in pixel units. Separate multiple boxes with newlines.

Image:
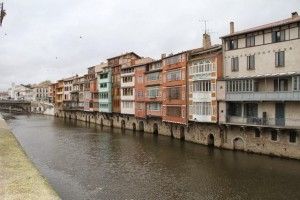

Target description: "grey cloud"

left=0, top=0, right=299, bottom=90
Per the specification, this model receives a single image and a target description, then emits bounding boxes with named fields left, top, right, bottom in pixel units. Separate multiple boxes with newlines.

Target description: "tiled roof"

left=221, top=15, right=300, bottom=38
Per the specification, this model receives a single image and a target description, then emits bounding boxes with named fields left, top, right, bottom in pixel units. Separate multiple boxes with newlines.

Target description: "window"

left=100, top=103, right=108, bottom=108
left=148, top=62, right=162, bottom=71
left=244, top=103, right=258, bottom=118
left=100, top=83, right=107, bottom=88
left=166, top=106, right=181, bottom=117
left=228, top=39, right=238, bottom=50
left=165, top=54, right=184, bottom=65
left=246, top=36, right=255, bottom=47
left=122, top=88, right=133, bottom=96
left=136, top=103, right=144, bottom=110
left=229, top=103, right=242, bottom=116
left=122, top=76, right=133, bottom=83
left=147, top=87, right=160, bottom=98
left=247, top=55, right=255, bottom=70
left=271, top=130, right=278, bottom=141
left=274, top=79, right=288, bottom=91
left=293, top=76, right=300, bottom=91
left=189, top=60, right=214, bottom=75
left=231, top=57, right=239, bottom=71
left=147, top=102, right=161, bottom=111
left=167, top=70, right=181, bottom=81
left=275, top=51, right=285, bottom=67
left=122, top=101, right=133, bottom=108
left=121, top=68, right=134, bottom=74
left=100, top=73, right=108, bottom=79
left=136, top=91, right=143, bottom=98
left=137, top=76, right=143, bottom=83
left=147, top=72, right=160, bottom=81
left=192, top=102, right=211, bottom=116
left=193, top=81, right=211, bottom=92
left=168, top=87, right=181, bottom=100
left=227, top=80, right=253, bottom=92
left=289, top=131, right=297, bottom=143
left=99, top=92, right=108, bottom=99
left=272, top=30, right=285, bottom=43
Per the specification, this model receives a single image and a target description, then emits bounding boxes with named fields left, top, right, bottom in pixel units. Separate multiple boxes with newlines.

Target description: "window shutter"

left=280, top=30, right=285, bottom=41
left=275, top=52, right=278, bottom=66
left=247, top=56, right=249, bottom=69
left=231, top=58, right=234, bottom=71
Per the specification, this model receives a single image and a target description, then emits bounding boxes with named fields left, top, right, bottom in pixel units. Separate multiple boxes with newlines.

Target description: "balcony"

left=225, top=116, right=300, bottom=129
left=226, top=91, right=300, bottom=102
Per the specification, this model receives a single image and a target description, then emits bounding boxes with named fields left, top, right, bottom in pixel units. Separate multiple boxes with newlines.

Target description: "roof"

left=221, top=15, right=300, bottom=38
left=189, top=44, right=222, bottom=56
left=107, top=52, right=141, bottom=60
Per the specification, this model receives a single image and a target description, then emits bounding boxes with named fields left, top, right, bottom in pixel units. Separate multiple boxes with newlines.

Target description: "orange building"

left=144, top=60, right=163, bottom=118
left=162, top=52, right=188, bottom=125
left=107, top=52, right=141, bottom=114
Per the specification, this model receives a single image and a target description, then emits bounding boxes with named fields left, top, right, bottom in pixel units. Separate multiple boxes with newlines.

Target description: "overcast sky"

left=0, top=0, right=299, bottom=90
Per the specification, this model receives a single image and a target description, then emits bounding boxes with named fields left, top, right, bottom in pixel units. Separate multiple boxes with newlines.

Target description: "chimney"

left=202, top=33, right=211, bottom=49
left=230, top=21, right=234, bottom=34
left=292, top=12, right=298, bottom=18
left=161, top=53, right=166, bottom=59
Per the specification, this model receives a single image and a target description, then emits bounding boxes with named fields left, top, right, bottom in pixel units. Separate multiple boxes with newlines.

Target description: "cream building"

left=218, top=12, right=300, bottom=142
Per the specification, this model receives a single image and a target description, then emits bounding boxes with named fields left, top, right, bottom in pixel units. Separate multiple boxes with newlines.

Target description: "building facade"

left=97, top=65, right=112, bottom=113
left=162, top=52, right=188, bottom=125
left=218, top=12, right=300, bottom=143
left=188, top=34, right=223, bottom=123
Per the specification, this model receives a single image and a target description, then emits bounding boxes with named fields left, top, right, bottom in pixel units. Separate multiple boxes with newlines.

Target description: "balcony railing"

left=226, top=116, right=300, bottom=128
left=226, top=91, right=300, bottom=101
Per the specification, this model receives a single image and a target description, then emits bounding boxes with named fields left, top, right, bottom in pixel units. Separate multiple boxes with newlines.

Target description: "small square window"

left=289, top=131, right=297, bottom=143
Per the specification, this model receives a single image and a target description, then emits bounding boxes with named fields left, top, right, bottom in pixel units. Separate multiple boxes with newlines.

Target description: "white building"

left=218, top=12, right=300, bottom=141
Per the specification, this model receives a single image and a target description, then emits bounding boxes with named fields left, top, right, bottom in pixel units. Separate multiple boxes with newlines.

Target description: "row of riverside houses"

left=51, top=12, right=300, bottom=159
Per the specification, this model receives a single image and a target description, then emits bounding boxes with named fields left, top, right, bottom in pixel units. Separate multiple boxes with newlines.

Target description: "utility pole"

left=0, top=2, right=6, bottom=27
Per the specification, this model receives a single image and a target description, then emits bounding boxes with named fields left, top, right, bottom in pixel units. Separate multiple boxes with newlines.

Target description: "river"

left=6, top=114, right=300, bottom=200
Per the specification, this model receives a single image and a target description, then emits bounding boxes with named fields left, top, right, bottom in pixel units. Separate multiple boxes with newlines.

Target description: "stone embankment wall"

left=0, top=115, right=60, bottom=199
left=57, top=110, right=300, bottom=160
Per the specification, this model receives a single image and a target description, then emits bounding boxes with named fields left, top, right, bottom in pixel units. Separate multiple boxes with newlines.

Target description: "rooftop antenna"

left=199, top=20, right=208, bottom=34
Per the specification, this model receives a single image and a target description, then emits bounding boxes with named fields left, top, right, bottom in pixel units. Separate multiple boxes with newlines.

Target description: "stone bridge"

left=0, top=100, right=31, bottom=113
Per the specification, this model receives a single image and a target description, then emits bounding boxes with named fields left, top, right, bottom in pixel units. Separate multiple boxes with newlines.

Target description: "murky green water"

left=7, top=115, right=300, bottom=200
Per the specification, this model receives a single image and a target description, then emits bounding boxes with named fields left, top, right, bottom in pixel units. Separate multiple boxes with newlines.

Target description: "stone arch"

left=170, top=126, right=174, bottom=138
left=207, top=134, right=214, bottom=146
left=138, top=121, right=144, bottom=132
left=180, top=126, right=185, bottom=140
left=100, top=118, right=103, bottom=126
left=121, top=119, right=126, bottom=130
left=153, top=123, right=158, bottom=134
left=233, top=137, right=245, bottom=151
left=132, top=123, right=136, bottom=131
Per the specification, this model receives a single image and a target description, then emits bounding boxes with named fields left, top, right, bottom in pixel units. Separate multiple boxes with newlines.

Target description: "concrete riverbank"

left=0, top=115, right=60, bottom=199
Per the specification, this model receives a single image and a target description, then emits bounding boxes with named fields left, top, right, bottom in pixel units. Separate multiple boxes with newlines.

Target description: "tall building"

left=62, top=76, right=76, bottom=110
left=55, top=80, right=64, bottom=110
left=188, top=33, right=223, bottom=123
left=218, top=12, right=300, bottom=140
left=107, top=52, right=141, bottom=114
left=84, top=66, right=96, bottom=112
left=144, top=59, right=163, bottom=119
left=97, top=64, right=112, bottom=113
left=162, top=52, right=189, bottom=125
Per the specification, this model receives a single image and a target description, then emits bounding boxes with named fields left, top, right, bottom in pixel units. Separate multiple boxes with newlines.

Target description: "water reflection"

left=7, top=115, right=300, bottom=200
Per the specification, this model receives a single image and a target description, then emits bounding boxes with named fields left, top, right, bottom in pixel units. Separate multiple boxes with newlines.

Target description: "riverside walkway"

left=0, top=114, right=60, bottom=199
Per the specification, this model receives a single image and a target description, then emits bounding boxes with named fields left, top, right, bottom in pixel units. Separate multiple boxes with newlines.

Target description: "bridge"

left=0, top=100, right=31, bottom=113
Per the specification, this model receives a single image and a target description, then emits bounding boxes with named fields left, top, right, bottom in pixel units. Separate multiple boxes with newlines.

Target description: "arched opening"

left=153, top=123, right=158, bottom=135
left=170, top=126, right=174, bottom=138
left=180, top=126, right=185, bottom=141
left=138, top=121, right=144, bottom=132
left=233, top=137, right=244, bottom=151
left=207, top=134, right=214, bottom=146
left=132, top=123, right=136, bottom=132
left=121, top=119, right=126, bottom=130
left=100, top=118, right=103, bottom=126
left=110, top=119, right=114, bottom=128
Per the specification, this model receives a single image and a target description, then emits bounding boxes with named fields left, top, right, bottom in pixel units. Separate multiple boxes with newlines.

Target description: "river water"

left=6, top=115, right=300, bottom=200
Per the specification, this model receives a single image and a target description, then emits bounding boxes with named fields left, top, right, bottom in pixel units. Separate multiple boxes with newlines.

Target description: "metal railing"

left=226, top=91, right=300, bottom=101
